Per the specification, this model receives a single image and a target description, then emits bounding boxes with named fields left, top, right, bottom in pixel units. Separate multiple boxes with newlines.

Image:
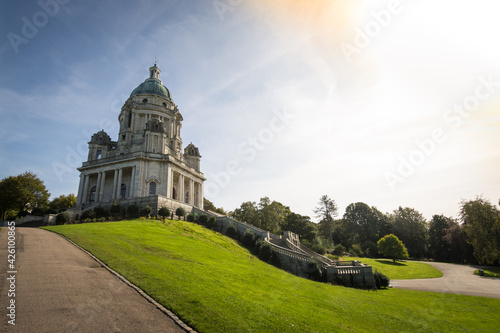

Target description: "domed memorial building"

left=76, top=65, right=205, bottom=213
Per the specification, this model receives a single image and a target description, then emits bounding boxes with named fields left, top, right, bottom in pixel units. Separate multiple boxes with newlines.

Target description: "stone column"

left=178, top=174, right=184, bottom=202
left=112, top=169, right=118, bottom=200
left=82, top=174, right=90, bottom=205
left=116, top=168, right=123, bottom=199
left=188, top=179, right=194, bottom=205
left=95, top=172, right=102, bottom=202
left=199, top=183, right=204, bottom=209
left=99, top=172, right=106, bottom=202
left=166, top=168, right=173, bottom=199
left=76, top=174, right=85, bottom=205
left=129, top=166, right=135, bottom=198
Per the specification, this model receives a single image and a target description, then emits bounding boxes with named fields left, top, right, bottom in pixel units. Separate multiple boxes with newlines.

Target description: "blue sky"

left=1, top=0, right=499, bottom=220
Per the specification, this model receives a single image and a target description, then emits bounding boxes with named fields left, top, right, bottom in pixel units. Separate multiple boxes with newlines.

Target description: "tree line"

left=228, top=195, right=500, bottom=266
left=0, top=172, right=76, bottom=220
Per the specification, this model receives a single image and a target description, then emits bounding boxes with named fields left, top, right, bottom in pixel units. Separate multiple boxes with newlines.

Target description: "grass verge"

left=345, top=257, right=443, bottom=279
left=44, top=220, right=499, bottom=333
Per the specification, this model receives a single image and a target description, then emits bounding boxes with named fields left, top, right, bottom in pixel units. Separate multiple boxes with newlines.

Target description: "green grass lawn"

left=345, top=257, right=443, bottom=280
left=475, top=267, right=500, bottom=278
left=44, top=220, right=500, bottom=333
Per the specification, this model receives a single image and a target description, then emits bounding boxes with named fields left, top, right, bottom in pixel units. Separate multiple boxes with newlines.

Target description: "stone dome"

left=130, top=65, right=172, bottom=100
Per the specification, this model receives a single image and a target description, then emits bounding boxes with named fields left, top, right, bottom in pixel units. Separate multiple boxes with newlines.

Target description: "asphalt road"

left=0, top=227, right=188, bottom=333
left=390, top=261, right=500, bottom=299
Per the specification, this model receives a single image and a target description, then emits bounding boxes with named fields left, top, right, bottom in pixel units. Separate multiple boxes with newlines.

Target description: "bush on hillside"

left=142, top=205, right=152, bottom=218
left=94, top=206, right=108, bottom=218
left=127, top=204, right=139, bottom=218
left=158, top=207, right=170, bottom=220
left=198, top=215, right=208, bottom=226
left=242, top=229, right=256, bottom=248
left=258, top=241, right=273, bottom=262
left=207, top=216, right=217, bottom=230
left=374, top=271, right=390, bottom=289
left=56, top=212, right=70, bottom=225
left=81, top=209, right=96, bottom=221
left=306, top=261, right=324, bottom=282
left=176, top=207, right=186, bottom=220
left=187, top=213, right=195, bottom=222
left=110, top=202, right=121, bottom=217
left=226, top=223, right=238, bottom=239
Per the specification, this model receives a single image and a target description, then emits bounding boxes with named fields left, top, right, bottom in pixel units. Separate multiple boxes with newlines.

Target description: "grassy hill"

left=44, top=220, right=500, bottom=332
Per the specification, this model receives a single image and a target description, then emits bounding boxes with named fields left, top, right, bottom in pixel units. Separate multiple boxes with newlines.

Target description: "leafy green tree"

left=392, top=207, right=428, bottom=259
left=56, top=212, right=70, bottom=225
left=203, top=197, right=226, bottom=215
left=460, top=197, right=500, bottom=265
left=49, top=194, right=77, bottom=210
left=342, top=202, right=392, bottom=248
left=314, top=195, right=338, bottom=243
left=283, top=213, right=316, bottom=242
left=258, top=197, right=289, bottom=234
left=0, top=172, right=50, bottom=219
left=175, top=207, right=186, bottom=220
left=377, top=234, right=409, bottom=262
left=428, top=215, right=455, bottom=261
left=158, top=207, right=170, bottom=221
left=443, top=221, right=474, bottom=264
left=232, top=201, right=260, bottom=227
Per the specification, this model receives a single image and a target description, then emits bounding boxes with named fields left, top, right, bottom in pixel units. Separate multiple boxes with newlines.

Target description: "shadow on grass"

left=375, top=259, right=408, bottom=267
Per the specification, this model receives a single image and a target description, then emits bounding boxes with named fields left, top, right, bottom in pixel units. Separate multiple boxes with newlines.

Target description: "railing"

left=266, top=241, right=315, bottom=263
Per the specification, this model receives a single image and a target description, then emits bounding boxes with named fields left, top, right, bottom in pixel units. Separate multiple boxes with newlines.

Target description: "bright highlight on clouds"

left=0, top=0, right=498, bottom=220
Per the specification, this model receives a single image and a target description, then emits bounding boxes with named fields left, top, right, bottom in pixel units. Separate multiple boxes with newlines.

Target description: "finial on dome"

left=149, top=60, right=161, bottom=79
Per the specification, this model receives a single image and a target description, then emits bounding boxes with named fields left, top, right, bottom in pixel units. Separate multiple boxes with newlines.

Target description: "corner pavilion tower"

left=76, top=65, right=205, bottom=212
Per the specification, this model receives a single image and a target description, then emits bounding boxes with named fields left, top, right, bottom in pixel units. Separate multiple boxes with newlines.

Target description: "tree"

left=158, top=207, right=170, bottom=221
left=258, top=197, right=289, bottom=234
left=443, top=221, right=474, bottom=264
left=377, top=234, right=409, bottom=262
left=460, top=197, right=500, bottom=265
left=341, top=202, right=392, bottom=248
left=49, top=194, right=77, bottom=210
left=56, top=212, right=70, bottom=225
left=142, top=205, right=153, bottom=218
left=428, top=215, right=455, bottom=261
left=283, top=213, right=316, bottom=242
left=175, top=207, right=186, bottom=220
left=203, top=197, right=226, bottom=215
left=232, top=201, right=260, bottom=227
left=314, top=195, right=338, bottom=243
left=392, top=207, right=428, bottom=259
left=0, top=172, right=50, bottom=219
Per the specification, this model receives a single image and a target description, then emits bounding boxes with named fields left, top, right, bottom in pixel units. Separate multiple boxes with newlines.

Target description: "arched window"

left=120, top=184, right=126, bottom=199
left=89, top=186, right=96, bottom=204
left=172, top=188, right=176, bottom=200
left=149, top=182, right=156, bottom=196
left=96, top=149, right=102, bottom=160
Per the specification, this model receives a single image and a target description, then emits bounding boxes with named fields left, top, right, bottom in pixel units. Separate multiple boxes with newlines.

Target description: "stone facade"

left=76, top=65, right=205, bottom=212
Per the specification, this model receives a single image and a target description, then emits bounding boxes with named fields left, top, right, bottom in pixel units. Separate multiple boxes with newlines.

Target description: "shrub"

left=142, top=205, right=152, bottom=218
left=306, top=261, right=324, bottom=282
left=56, top=212, right=70, bottom=225
left=127, top=204, right=139, bottom=218
left=81, top=209, right=96, bottom=220
left=332, top=244, right=346, bottom=256
left=110, top=202, right=121, bottom=216
left=187, top=213, right=195, bottom=222
left=208, top=216, right=217, bottom=230
left=258, top=242, right=273, bottom=262
left=176, top=207, right=186, bottom=220
left=377, top=234, right=410, bottom=262
left=242, top=229, right=256, bottom=248
left=198, top=215, right=208, bottom=226
left=349, top=244, right=364, bottom=257
left=75, top=213, right=80, bottom=222
left=226, top=223, right=238, bottom=239
left=374, top=271, right=390, bottom=289
left=361, top=241, right=378, bottom=258
left=94, top=206, right=108, bottom=218
left=158, top=207, right=170, bottom=220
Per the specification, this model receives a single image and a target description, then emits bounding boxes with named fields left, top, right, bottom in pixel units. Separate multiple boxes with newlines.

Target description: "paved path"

left=0, top=227, right=189, bottom=332
left=390, top=261, right=500, bottom=299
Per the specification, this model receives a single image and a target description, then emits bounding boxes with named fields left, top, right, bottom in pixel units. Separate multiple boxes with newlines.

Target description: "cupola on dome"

left=130, top=65, right=172, bottom=100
